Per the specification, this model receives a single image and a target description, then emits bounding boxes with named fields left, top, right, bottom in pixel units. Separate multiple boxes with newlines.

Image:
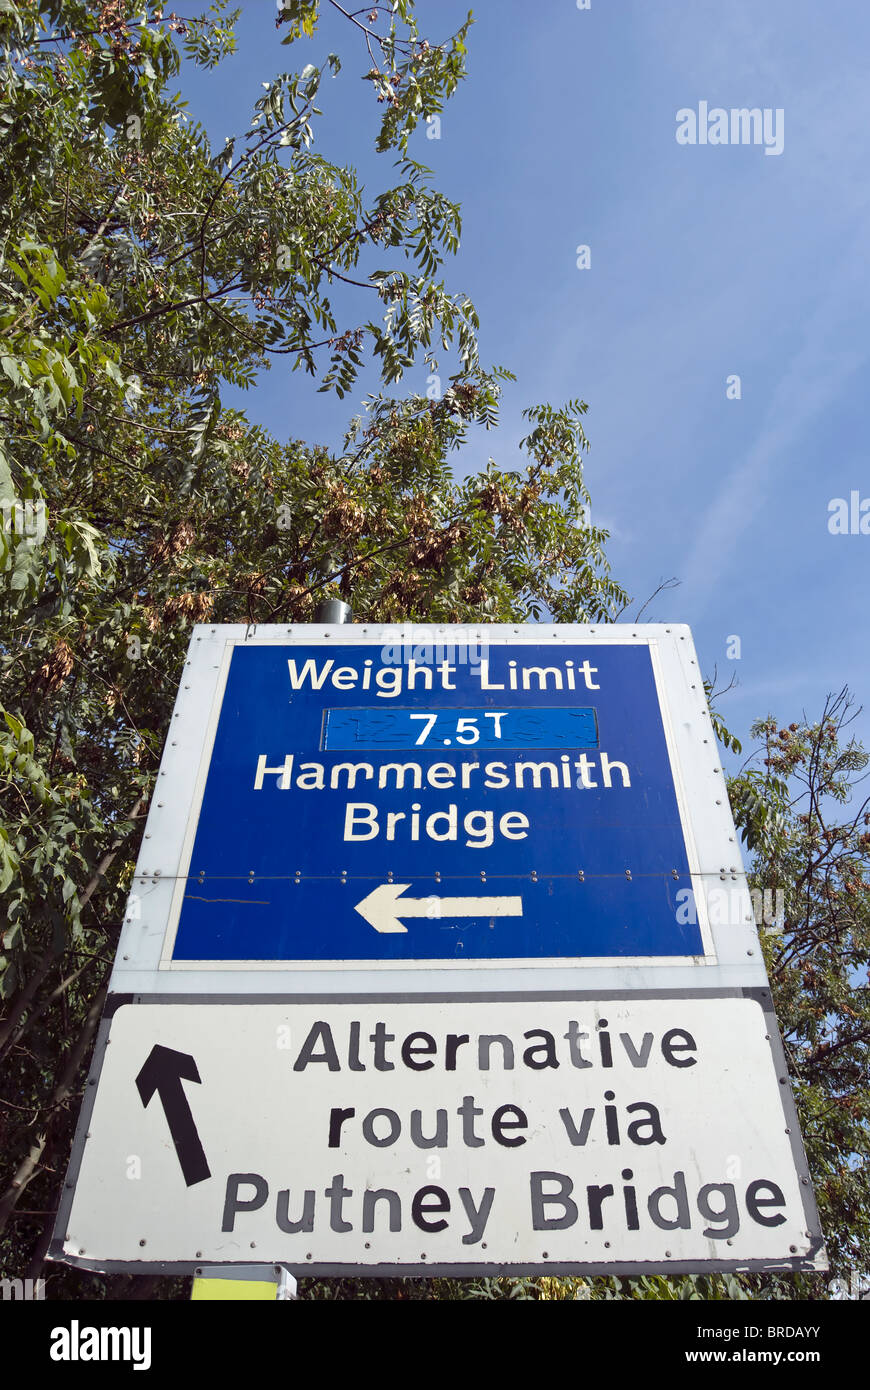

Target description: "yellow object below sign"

left=191, top=1277, right=278, bottom=1301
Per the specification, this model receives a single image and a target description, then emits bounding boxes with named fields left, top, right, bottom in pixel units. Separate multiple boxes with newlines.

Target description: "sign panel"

left=56, top=995, right=823, bottom=1273
left=52, top=625, right=826, bottom=1276
left=165, top=636, right=708, bottom=966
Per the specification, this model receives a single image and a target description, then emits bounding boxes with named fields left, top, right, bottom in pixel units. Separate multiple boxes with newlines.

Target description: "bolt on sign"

left=52, top=625, right=826, bottom=1276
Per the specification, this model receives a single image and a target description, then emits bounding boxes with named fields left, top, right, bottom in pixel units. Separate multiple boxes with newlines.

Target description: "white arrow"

left=354, top=883, right=524, bottom=935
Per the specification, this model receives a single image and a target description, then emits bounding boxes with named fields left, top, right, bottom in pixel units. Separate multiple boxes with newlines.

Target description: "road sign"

left=57, top=994, right=822, bottom=1273
left=159, top=628, right=715, bottom=966
left=51, top=624, right=826, bottom=1276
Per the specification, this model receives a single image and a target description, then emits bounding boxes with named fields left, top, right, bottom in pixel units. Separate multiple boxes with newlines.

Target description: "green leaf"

left=3, top=710, right=24, bottom=741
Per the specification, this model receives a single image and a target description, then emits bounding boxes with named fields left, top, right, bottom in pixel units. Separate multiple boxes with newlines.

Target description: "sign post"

left=52, top=623, right=826, bottom=1276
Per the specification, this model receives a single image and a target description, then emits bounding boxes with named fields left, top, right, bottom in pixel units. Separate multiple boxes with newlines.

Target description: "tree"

left=727, top=690, right=870, bottom=1293
left=0, top=0, right=625, bottom=1295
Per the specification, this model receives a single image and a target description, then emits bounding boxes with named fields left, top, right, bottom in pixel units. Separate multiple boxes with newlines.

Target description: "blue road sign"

left=170, top=642, right=703, bottom=962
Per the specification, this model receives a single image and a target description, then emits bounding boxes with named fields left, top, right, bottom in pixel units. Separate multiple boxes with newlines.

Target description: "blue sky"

left=179, top=0, right=870, bottom=770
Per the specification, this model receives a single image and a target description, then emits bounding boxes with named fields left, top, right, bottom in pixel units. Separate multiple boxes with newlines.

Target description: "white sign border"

left=112, top=623, right=761, bottom=997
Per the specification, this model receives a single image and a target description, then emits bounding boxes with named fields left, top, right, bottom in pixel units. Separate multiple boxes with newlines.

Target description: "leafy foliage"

left=0, top=0, right=625, bottom=1296
left=727, top=691, right=870, bottom=1285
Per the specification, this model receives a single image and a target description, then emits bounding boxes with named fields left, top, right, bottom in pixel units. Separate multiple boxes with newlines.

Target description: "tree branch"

left=0, top=977, right=108, bottom=1238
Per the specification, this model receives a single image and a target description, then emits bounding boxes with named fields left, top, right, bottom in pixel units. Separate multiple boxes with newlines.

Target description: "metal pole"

left=313, top=553, right=352, bottom=624
left=313, top=597, right=352, bottom=623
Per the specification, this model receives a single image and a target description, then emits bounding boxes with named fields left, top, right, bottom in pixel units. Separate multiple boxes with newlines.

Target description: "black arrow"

left=135, top=1045, right=211, bottom=1187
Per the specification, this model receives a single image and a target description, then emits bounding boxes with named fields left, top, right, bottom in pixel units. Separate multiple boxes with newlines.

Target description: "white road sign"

left=56, top=994, right=823, bottom=1274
